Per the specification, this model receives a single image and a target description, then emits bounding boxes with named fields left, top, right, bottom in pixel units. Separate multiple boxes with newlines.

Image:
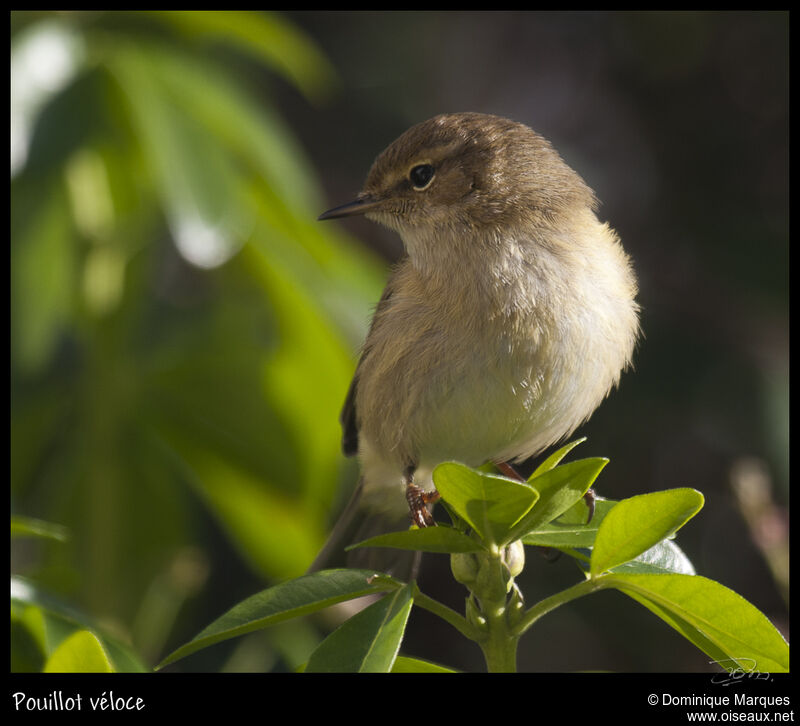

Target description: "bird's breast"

left=356, top=220, right=638, bottom=474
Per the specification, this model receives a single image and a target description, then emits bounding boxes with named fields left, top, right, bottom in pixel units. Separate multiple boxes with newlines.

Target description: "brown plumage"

left=314, top=112, right=639, bottom=575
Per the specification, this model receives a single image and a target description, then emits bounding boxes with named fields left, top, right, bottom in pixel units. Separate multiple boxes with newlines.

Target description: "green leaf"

left=434, top=462, right=539, bottom=548
left=245, top=243, right=359, bottom=513
left=590, top=488, right=704, bottom=576
left=610, top=538, right=696, bottom=576
left=171, top=442, right=325, bottom=580
left=150, top=11, right=338, bottom=104
left=109, top=43, right=251, bottom=268
left=10, top=177, right=75, bottom=374
left=348, top=525, right=485, bottom=555
left=157, top=569, right=400, bottom=668
left=530, top=437, right=587, bottom=477
left=305, top=583, right=414, bottom=673
left=621, top=589, right=737, bottom=669
left=392, top=655, right=457, bottom=673
left=508, top=457, right=608, bottom=543
left=43, top=630, right=115, bottom=673
left=11, top=577, right=149, bottom=672
left=524, top=496, right=698, bottom=576
left=603, top=573, right=789, bottom=673
left=522, top=497, right=616, bottom=549
left=11, top=515, right=69, bottom=542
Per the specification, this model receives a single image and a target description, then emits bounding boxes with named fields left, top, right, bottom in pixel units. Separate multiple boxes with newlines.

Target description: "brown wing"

left=339, top=273, right=397, bottom=457
left=339, top=374, right=361, bottom=457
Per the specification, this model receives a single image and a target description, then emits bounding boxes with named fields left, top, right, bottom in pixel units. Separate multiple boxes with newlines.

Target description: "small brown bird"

left=314, top=112, right=639, bottom=574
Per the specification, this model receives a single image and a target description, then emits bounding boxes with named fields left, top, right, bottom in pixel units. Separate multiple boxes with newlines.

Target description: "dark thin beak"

left=318, top=196, right=381, bottom=221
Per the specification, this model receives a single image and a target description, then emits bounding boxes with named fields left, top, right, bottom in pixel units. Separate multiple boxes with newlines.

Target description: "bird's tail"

left=308, top=478, right=422, bottom=582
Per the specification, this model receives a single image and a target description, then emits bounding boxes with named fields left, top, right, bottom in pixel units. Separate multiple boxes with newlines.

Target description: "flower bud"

left=503, top=540, right=525, bottom=579
left=451, top=552, right=480, bottom=585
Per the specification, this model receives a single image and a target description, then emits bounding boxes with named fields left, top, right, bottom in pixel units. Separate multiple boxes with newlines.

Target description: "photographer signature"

left=710, top=658, right=772, bottom=685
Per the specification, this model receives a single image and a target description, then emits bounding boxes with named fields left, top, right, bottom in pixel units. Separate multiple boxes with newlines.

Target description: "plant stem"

left=512, top=577, right=602, bottom=637
left=412, top=586, right=480, bottom=641
left=479, top=607, right=520, bottom=672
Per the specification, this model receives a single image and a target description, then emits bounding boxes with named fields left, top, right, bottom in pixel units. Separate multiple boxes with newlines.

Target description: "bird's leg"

left=496, top=461, right=525, bottom=481
left=404, top=464, right=439, bottom=528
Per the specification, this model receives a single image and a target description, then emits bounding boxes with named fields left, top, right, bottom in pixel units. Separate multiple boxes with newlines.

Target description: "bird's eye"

left=409, top=164, right=435, bottom=190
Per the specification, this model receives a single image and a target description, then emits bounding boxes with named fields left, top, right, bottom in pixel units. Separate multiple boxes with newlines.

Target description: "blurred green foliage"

left=11, top=10, right=385, bottom=670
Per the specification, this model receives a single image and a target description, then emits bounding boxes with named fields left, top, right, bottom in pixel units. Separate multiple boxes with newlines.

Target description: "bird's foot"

left=404, top=468, right=439, bottom=528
